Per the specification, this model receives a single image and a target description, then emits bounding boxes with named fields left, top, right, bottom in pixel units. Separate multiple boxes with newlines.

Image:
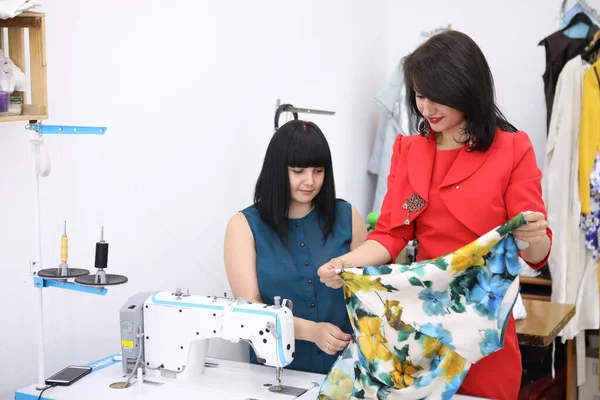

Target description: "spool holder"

left=23, top=121, right=127, bottom=390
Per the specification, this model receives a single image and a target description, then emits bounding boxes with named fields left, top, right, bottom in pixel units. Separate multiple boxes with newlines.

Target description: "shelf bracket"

left=33, top=276, right=108, bottom=296
left=26, top=123, right=107, bottom=135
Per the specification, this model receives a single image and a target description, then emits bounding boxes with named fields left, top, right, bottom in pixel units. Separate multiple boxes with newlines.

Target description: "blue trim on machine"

left=14, top=353, right=121, bottom=400
left=149, top=294, right=288, bottom=367
left=86, top=352, right=121, bottom=372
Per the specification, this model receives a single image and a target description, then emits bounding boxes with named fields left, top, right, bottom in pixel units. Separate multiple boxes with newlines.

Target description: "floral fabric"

left=580, top=153, right=600, bottom=259
left=318, top=213, right=527, bottom=400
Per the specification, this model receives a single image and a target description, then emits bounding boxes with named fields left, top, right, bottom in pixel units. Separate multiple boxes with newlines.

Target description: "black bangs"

left=286, top=121, right=332, bottom=168
left=253, top=119, right=337, bottom=241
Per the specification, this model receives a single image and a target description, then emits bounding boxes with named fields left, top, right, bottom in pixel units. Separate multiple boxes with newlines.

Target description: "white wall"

left=0, top=1, right=387, bottom=398
left=385, top=0, right=582, bottom=168
left=0, top=0, right=584, bottom=398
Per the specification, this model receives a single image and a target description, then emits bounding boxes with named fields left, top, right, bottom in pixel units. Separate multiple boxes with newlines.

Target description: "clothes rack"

left=274, top=98, right=335, bottom=116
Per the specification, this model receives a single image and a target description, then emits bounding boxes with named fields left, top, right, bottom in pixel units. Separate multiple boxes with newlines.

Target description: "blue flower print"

left=441, top=373, right=464, bottom=400
left=429, top=357, right=440, bottom=373
left=488, top=240, right=506, bottom=274
left=362, top=265, right=392, bottom=276
left=377, top=385, right=390, bottom=399
left=479, top=329, right=502, bottom=356
left=503, top=236, right=521, bottom=276
left=418, top=287, right=451, bottom=316
left=489, top=237, right=521, bottom=276
left=466, top=270, right=511, bottom=318
left=419, top=322, right=454, bottom=348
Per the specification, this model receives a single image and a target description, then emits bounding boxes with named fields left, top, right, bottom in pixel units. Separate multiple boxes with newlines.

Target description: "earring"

left=424, top=126, right=435, bottom=142
left=467, top=134, right=476, bottom=152
left=420, top=118, right=432, bottom=141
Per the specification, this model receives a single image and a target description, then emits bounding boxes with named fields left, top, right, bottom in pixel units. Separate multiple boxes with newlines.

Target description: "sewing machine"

left=119, top=290, right=298, bottom=394
left=14, top=289, right=493, bottom=399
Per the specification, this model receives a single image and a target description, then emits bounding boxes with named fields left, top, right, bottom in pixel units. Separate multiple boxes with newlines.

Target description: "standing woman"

left=318, top=31, right=552, bottom=399
left=224, top=120, right=368, bottom=374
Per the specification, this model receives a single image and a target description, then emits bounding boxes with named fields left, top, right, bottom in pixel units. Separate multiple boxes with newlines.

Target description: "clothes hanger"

left=564, top=10, right=596, bottom=38
left=563, top=11, right=594, bottom=30
left=539, top=12, right=595, bottom=45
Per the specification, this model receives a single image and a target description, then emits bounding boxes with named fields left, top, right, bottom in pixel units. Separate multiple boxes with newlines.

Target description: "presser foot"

left=266, top=368, right=309, bottom=396
left=267, top=384, right=308, bottom=396
left=266, top=378, right=319, bottom=396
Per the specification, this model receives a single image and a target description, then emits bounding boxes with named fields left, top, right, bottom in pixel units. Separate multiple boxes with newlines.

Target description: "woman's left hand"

left=512, top=212, right=548, bottom=244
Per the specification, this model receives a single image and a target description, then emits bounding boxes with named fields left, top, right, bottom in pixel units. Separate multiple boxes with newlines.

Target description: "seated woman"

left=223, top=119, right=368, bottom=374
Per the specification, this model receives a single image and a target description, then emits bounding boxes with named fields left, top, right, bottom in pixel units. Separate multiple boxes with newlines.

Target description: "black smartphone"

left=45, top=365, right=93, bottom=386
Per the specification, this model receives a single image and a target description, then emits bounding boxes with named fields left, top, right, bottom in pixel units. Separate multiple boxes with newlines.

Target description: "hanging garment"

left=367, top=62, right=414, bottom=213
left=579, top=60, right=600, bottom=215
left=543, top=54, right=598, bottom=386
left=538, top=21, right=598, bottom=131
left=582, top=31, right=600, bottom=64
left=581, top=153, right=600, bottom=260
left=318, top=214, right=527, bottom=400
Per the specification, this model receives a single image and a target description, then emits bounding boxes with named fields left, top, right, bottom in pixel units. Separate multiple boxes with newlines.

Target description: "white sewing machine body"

left=15, top=354, right=490, bottom=400
left=15, top=291, right=491, bottom=399
left=120, top=291, right=295, bottom=382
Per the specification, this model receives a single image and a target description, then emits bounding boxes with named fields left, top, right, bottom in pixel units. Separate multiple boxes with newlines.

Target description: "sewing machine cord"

left=125, top=327, right=145, bottom=386
left=37, top=384, right=56, bottom=400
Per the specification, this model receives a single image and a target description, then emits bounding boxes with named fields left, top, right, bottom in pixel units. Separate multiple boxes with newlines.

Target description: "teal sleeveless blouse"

left=241, top=200, right=354, bottom=374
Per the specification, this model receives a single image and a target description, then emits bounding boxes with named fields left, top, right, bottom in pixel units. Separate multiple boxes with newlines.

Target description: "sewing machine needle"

left=276, top=367, right=282, bottom=387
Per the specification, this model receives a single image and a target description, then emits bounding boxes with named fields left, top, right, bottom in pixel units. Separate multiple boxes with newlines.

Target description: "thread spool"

left=95, top=241, right=109, bottom=270
left=61, top=221, right=68, bottom=263
left=38, top=220, right=90, bottom=280
left=60, top=235, right=68, bottom=264
left=74, top=226, right=128, bottom=287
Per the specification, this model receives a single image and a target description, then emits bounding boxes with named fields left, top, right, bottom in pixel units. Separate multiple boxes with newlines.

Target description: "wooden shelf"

left=520, top=275, right=552, bottom=302
left=0, top=12, right=48, bottom=123
left=520, top=276, right=552, bottom=286
left=516, top=299, right=576, bottom=346
left=522, top=293, right=551, bottom=302
left=0, top=114, right=44, bottom=123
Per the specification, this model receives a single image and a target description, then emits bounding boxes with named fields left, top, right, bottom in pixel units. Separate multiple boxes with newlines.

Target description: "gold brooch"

left=401, top=194, right=425, bottom=225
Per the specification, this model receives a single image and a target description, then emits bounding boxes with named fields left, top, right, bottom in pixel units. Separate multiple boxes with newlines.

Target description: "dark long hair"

left=402, top=30, right=516, bottom=150
left=254, top=120, right=336, bottom=240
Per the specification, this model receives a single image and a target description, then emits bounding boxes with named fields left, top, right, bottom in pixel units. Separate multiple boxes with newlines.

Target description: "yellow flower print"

left=383, top=300, right=413, bottom=332
left=343, top=285, right=352, bottom=298
left=448, top=238, right=499, bottom=275
left=438, top=347, right=467, bottom=383
left=357, top=317, right=392, bottom=362
left=322, top=369, right=355, bottom=398
left=342, top=272, right=388, bottom=293
left=421, top=336, right=444, bottom=359
left=390, top=357, right=423, bottom=388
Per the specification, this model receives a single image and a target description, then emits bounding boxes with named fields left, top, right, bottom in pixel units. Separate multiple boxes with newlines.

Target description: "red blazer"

left=368, top=128, right=552, bottom=269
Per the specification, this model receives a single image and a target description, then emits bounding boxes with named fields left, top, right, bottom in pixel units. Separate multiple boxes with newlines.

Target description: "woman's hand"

left=310, top=322, right=352, bottom=355
left=512, top=212, right=548, bottom=244
left=318, top=258, right=345, bottom=289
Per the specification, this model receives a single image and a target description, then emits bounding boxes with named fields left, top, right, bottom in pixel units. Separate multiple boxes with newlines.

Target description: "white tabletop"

left=15, top=353, right=489, bottom=399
